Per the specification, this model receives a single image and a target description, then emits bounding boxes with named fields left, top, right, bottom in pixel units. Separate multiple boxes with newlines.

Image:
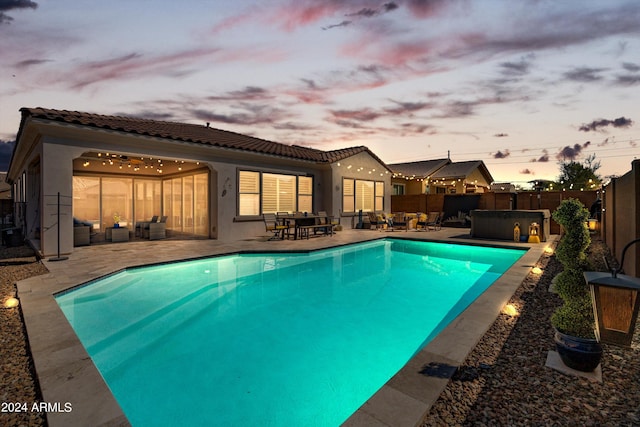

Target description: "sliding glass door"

left=73, top=171, right=208, bottom=236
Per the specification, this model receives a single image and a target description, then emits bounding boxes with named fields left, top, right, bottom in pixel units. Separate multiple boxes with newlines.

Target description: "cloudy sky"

left=1, top=0, right=639, bottom=184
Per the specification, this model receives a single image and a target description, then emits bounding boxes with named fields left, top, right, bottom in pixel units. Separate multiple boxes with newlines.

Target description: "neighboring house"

left=389, top=159, right=451, bottom=195
left=389, top=159, right=494, bottom=194
left=6, top=108, right=391, bottom=256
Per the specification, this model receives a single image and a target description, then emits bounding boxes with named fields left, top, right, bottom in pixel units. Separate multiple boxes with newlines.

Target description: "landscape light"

left=3, top=297, right=19, bottom=309
left=502, top=303, right=519, bottom=317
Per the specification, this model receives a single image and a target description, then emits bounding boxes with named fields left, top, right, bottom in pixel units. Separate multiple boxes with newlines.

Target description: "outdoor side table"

left=106, top=227, right=130, bottom=242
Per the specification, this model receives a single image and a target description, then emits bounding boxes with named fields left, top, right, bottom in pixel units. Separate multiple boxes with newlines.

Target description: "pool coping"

left=16, top=229, right=555, bottom=426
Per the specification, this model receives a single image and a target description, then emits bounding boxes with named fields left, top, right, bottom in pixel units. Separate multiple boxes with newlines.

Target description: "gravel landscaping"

left=422, top=236, right=640, bottom=426
left=0, top=245, right=48, bottom=427
left=1, top=236, right=638, bottom=427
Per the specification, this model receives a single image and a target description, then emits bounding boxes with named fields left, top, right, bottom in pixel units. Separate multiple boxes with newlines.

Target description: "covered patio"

left=73, top=150, right=209, bottom=240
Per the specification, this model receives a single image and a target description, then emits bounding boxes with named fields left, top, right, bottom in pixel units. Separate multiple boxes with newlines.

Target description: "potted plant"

left=113, top=212, right=121, bottom=228
left=551, top=198, right=602, bottom=372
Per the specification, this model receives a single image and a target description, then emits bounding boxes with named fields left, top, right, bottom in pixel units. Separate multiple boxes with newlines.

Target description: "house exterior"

left=6, top=108, right=391, bottom=256
left=389, top=159, right=494, bottom=195
left=0, top=172, right=12, bottom=226
left=389, top=159, right=450, bottom=195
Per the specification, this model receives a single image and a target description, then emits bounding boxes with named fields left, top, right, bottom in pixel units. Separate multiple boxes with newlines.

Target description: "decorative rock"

left=422, top=236, right=640, bottom=426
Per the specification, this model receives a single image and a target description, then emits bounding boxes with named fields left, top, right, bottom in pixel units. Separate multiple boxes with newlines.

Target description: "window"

left=392, top=184, right=405, bottom=195
left=102, top=177, right=133, bottom=227
left=375, top=182, right=385, bottom=211
left=298, top=176, right=313, bottom=213
left=134, top=179, right=161, bottom=225
left=238, top=171, right=260, bottom=215
left=356, top=180, right=374, bottom=212
left=162, top=173, right=209, bottom=235
left=73, top=176, right=100, bottom=227
left=263, top=173, right=296, bottom=213
left=237, top=171, right=313, bottom=215
left=342, top=178, right=354, bottom=213
left=343, top=178, right=384, bottom=212
left=194, top=173, right=209, bottom=235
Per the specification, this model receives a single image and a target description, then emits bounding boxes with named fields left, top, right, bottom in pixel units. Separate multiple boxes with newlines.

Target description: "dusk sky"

left=1, top=0, right=639, bottom=184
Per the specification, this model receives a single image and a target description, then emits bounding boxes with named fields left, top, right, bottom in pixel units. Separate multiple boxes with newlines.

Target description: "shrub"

left=550, top=198, right=595, bottom=339
left=551, top=297, right=595, bottom=339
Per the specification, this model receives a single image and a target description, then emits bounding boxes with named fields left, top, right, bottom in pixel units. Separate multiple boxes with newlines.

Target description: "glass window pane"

left=343, top=178, right=354, bottom=196
left=172, top=178, right=182, bottom=229
left=163, top=180, right=172, bottom=228
left=239, top=194, right=260, bottom=215
left=298, top=176, right=312, bottom=194
left=375, top=181, right=385, bottom=211
left=355, top=180, right=374, bottom=212
left=263, top=173, right=296, bottom=214
left=73, top=176, right=100, bottom=228
left=183, top=176, right=194, bottom=233
left=239, top=171, right=260, bottom=193
left=102, top=177, right=133, bottom=228
left=238, top=171, right=260, bottom=215
left=134, top=179, right=161, bottom=224
left=343, top=178, right=355, bottom=213
left=298, top=195, right=312, bottom=213
left=194, top=173, right=209, bottom=236
left=375, top=197, right=383, bottom=211
left=298, top=176, right=313, bottom=213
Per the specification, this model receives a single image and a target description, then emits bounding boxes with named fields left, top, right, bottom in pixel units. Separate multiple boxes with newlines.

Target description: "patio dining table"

left=277, top=214, right=320, bottom=240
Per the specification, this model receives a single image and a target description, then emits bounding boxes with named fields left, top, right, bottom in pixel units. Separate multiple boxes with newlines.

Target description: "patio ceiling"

left=73, top=151, right=205, bottom=177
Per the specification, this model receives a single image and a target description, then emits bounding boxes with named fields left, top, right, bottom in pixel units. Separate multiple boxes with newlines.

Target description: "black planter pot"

left=554, top=329, right=603, bottom=372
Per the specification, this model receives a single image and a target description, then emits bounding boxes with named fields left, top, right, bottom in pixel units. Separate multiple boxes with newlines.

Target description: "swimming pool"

left=56, top=238, right=525, bottom=426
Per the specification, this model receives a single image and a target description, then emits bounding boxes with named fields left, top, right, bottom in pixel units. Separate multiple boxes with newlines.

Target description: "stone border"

left=16, top=230, right=553, bottom=426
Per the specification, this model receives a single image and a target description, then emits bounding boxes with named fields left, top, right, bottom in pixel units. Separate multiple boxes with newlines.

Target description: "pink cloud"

left=64, top=48, right=221, bottom=89
left=378, top=41, right=433, bottom=67
left=209, top=1, right=345, bottom=34
left=41, top=45, right=285, bottom=90
left=272, top=1, right=343, bottom=32
left=210, top=10, right=258, bottom=34
left=283, top=66, right=389, bottom=105
left=330, top=108, right=383, bottom=122
left=405, top=0, right=450, bottom=18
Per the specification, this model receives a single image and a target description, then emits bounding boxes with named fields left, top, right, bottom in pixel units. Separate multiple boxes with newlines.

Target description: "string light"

left=81, top=153, right=200, bottom=174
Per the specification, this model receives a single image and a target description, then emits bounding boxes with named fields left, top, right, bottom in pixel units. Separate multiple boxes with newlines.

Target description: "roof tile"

left=20, top=107, right=386, bottom=165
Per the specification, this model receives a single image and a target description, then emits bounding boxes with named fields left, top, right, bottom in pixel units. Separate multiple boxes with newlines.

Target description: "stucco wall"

left=206, top=158, right=332, bottom=241
left=41, top=143, right=87, bottom=256
left=330, top=151, right=392, bottom=224
left=11, top=119, right=392, bottom=249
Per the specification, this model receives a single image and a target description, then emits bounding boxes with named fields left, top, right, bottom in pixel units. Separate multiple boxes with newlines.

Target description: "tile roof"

left=387, top=159, right=451, bottom=178
left=19, top=107, right=385, bottom=166
left=431, top=160, right=494, bottom=182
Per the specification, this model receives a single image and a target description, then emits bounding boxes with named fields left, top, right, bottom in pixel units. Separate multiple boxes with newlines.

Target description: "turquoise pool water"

left=56, top=239, right=525, bottom=426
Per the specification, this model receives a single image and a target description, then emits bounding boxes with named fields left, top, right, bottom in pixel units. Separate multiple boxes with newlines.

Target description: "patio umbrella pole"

left=49, top=192, right=69, bottom=262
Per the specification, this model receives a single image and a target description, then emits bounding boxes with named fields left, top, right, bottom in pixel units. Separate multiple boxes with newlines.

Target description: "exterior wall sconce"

left=587, top=218, right=599, bottom=232
left=585, top=238, right=640, bottom=347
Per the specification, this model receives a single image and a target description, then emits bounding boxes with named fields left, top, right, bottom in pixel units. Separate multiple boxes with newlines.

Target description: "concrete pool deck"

left=16, top=228, right=555, bottom=426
